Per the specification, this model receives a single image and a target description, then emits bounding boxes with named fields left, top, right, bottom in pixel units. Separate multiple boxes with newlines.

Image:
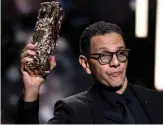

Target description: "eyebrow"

left=97, top=46, right=125, bottom=52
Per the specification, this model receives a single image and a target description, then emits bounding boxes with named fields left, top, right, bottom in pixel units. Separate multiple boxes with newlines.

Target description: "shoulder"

left=62, top=91, right=89, bottom=104
left=132, top=84, right=163, bottom=94
left=131, top=84, right=163, bottom=99
left=55, top=91, right=89, bottom=110
left=52, top=91, right=92, bottom=123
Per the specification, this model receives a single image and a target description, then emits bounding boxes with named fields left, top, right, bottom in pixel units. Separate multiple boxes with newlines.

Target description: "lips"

left=108, top=71, right=122, bottom=77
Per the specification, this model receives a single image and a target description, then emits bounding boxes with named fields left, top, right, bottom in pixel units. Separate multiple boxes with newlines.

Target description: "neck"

left=116, top=77, right=128, bottom=94
left=94, top=77, right=128, bottom=94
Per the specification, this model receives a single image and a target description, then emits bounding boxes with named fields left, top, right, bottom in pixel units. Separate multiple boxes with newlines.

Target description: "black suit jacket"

left=15, top=84, right=163, bottom=124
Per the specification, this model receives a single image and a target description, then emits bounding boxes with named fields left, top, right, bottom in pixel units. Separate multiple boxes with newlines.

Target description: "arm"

left=15, top=98, right=39, bottom=124
left=15, top=43, right=56, bottom=124
left=15, top=98, right=73, bottom=124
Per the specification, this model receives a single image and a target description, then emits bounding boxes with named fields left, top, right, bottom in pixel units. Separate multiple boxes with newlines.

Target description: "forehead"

left=90, top=33, right=125, bottom=52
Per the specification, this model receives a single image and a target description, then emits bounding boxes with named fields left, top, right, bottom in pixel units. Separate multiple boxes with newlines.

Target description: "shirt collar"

left=94, top=82, right=128, bottom=106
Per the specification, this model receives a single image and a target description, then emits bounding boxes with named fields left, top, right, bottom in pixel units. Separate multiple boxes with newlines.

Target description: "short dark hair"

left=79, top=21, right=125, bottom=56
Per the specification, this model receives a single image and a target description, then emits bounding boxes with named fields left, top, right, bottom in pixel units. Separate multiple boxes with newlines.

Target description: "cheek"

left=121, top=63, right=127, bottom=71
left=94, top=65, right=108, bottom=79
left=119, top=63, right=127, bottom=78
left=90, top=62, right=106, bottom=77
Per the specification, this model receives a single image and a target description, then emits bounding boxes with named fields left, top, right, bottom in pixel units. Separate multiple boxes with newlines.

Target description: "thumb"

left=49, top=56, right=56, bottom=70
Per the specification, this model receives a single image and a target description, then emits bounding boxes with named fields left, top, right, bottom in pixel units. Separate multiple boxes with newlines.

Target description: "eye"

left=117, top=50, right=128, bottom=56
left=100, top=51, right=112, bottom=56
left=99, top=54, right=112, bottom=63
left=100, top=53, right=109, bottom=57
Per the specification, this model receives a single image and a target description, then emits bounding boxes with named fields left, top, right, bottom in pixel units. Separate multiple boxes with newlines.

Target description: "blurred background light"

left=8, top=94, right=19, bottom=106
left=40, top=106, right=53, bottom=122
left=135, top=0, right=149, bottom=38
left=6, top=65, right=20, bottom=82
left=154, top=0, right=163, bottom=91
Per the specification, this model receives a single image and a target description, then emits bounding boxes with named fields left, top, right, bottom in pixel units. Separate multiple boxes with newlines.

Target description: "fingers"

left=22, top=43, right=36, bottom=52
left=49, top=56, right=56, bottom=70
left=21, top=50, right=36, bottom=58
left=20, top=57, right=33, bottom=73
left=20, top=43, right=36, bottom=73
left=21, top=43, right=56, bottom=77
left=21, top=57, right=33, bottom=65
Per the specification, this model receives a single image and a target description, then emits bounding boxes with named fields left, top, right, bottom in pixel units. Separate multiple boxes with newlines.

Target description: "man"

left=16, top=21, right=163, bottom=124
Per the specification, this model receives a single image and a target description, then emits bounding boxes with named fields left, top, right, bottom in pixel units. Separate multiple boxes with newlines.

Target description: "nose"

left=109, top=54, right=120, bottom=67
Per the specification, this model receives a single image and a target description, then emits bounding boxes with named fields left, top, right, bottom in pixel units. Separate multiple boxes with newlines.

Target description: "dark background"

left=1, top=0, right=157, bottom=123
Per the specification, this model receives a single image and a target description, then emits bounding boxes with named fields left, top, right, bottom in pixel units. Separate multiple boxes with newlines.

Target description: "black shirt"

left=96, top=83, right=150, bottom=124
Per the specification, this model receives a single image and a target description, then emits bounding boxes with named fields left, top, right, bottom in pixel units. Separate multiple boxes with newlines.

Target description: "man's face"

left=88, top=33, right=128, bottom=87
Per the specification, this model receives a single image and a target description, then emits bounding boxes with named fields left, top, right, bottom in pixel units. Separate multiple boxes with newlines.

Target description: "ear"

left=79, top=55, right=91, bottom=74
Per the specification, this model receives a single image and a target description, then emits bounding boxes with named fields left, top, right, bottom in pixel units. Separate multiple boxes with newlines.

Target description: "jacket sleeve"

left=15, top=98, right=73, bottom=124
left=15, top=98, right=39, bottom=124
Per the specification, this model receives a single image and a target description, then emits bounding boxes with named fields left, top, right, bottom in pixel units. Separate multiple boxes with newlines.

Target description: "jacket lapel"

left=87, top=83, right=163, bottom=124
left=131, top=84, right=163, bottom=124
left=87, top=86, right=108, bottom=124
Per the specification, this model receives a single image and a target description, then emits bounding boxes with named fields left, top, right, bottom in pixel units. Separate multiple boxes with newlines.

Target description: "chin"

left=109, top=79, right=125, bottom=87
left=110, top=83, right=123, bottom=88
